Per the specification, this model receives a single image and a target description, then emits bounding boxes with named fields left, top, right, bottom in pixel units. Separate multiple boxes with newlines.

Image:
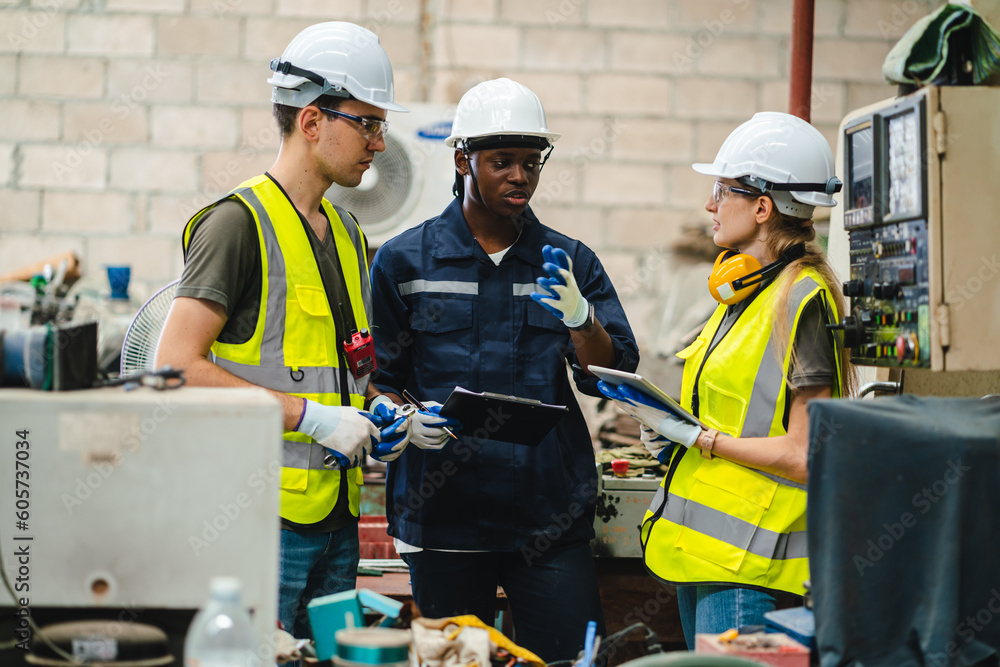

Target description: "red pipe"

left=789, top=0, right=815, bottom=122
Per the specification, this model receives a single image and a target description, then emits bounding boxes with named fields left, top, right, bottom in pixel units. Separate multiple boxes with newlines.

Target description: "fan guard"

left=120, top=279, right=179, bottom=375
left=324, top=133, right=419, bottom=237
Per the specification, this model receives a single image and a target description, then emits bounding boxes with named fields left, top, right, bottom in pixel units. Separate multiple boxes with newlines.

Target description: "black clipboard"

left=438, top=386, right=568, bottom=446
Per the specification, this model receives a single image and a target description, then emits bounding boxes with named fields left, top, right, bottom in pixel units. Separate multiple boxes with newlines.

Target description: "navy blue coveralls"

left=370, top=198, right=639, bottom=661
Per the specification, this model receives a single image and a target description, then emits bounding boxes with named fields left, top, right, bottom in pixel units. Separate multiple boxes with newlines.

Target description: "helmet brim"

left=692, top=161, right=725, bottom=177
left=445, top=131, right=561, bottom=149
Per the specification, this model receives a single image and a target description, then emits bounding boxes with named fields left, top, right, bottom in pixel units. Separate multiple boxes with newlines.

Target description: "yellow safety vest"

left=183, top=175, right=370, bottom=525
left=641, top=268, right=843, bottom=595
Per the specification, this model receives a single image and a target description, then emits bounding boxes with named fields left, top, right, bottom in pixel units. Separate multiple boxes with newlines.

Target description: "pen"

left=402, top=389, right=458, bottom=440
left=582, top=620, right=597, bottom=667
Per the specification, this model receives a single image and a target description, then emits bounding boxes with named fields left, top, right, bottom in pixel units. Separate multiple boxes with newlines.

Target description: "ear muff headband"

left=708, top=244, right=807, bottom=305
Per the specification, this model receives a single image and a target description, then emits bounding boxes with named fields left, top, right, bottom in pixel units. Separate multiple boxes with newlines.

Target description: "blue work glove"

left=597, top=380, right=701, bottom=452
left=362, top=395, right=411, bottom=462
left=297, top=399, right=380, bottom=468
left=598, top=380, right=672, bottom=463
left=531, top=245, right=591, bottom=328
left=408, top=401, right=462, bottom=450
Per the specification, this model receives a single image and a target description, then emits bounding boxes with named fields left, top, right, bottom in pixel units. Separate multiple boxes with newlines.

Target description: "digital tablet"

left=588, top=365, right=708, bottom=430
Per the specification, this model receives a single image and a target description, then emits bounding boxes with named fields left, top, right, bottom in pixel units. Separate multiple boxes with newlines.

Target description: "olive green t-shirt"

left=177, top=180, right=361, bottom=533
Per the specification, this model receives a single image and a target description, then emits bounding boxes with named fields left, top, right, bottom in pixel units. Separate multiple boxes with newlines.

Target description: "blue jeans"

left=278, top=523, right=360, bottom=639
left=676, top=585, right=780, bottom=649
left=403, top=541, right=606, bottom=663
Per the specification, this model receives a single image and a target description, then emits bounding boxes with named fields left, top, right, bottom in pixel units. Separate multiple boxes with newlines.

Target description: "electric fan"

left=324, top=104, right=456, bottom=246
left=120, top=279, right=178, bottom=375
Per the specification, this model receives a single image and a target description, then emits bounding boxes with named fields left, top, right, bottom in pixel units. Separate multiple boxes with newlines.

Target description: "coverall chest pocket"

left=520, top=303, right=570, bottom=386
left=410, top=297, right=475, bottom=388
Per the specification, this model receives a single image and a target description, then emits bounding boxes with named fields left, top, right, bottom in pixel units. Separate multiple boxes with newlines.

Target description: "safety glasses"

left=712, top=180, right=761, bottom=204
left=318, top=107, right=390, bottom=141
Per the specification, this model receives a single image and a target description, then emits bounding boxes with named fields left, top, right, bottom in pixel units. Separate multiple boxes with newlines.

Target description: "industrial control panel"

left=834, top=85, right=1000, bottom=372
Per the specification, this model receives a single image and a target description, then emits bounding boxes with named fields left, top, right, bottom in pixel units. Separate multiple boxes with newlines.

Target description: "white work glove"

left=530, top=245, right=591, bottom=328
left=597, top=381, right=701, bottom=448
left=296, top=399, right=380, bottom=468
left=407, top=401, right=461, bottom=450
left=364, top=395, right=411, bottom=462
left=639, top=425, right=673, bottom=463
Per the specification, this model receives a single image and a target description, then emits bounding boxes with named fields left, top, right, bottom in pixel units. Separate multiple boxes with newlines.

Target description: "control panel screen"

left=887, top=111, right=923, bottom=219
left=849, top=127, right=874, bottom=210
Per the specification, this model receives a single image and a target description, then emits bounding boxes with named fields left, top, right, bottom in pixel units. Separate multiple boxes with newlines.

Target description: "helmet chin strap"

left=462, top=146, right=489, bottom=216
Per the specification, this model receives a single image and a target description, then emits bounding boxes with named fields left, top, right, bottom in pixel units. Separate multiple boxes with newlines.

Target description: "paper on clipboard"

left=438, top=387, right=568, bottom=446
left=588, top=365, right=708, bottom=430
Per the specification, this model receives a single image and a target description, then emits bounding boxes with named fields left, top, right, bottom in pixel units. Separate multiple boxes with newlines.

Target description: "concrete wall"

left=0, top=0, right=937, bottom=356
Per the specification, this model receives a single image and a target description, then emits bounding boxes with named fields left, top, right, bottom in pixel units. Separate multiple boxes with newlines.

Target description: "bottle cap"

left=209, top=577, right=242, bottom=602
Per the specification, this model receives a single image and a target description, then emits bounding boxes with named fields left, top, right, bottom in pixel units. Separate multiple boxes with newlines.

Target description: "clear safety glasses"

left=318, top=107, right=390, bottom=141
left=712, top=180, right=761, bottom=204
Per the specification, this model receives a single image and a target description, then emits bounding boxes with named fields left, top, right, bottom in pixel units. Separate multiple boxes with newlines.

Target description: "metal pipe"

left=789, top=0, right=816, bottom=121
left=858, top=381, right=900, bottom=398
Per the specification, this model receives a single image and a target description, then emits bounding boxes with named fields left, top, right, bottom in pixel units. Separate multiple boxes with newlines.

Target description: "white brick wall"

left=66, top=15, right=155, bottom=57
left=0, top=0, right=930, bottom=350
left=0, top=189, right=41, bottom=231
left=42, top=191, right=131, bottom=233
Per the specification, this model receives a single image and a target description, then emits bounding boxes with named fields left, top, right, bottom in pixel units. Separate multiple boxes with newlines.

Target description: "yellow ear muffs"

left=708, top=250, right=763, bottom=305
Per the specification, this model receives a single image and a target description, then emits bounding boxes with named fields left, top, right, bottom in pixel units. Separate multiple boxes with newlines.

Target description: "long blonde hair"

left=764, top=209, right=857, bottom=399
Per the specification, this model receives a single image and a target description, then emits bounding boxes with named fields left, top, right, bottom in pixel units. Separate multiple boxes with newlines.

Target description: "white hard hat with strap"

left=445, top=78, right=560, bottom=151
left=692, top=111, right=841, bottom=219
left=268, top=21, right=407, bottom=112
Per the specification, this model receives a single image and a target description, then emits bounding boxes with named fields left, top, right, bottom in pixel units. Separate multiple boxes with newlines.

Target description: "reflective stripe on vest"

left=646, top=486, right=809, bottom=560
left=183, top=175, right=370, bottom=522
left=641, top=268, right=843, bottom=595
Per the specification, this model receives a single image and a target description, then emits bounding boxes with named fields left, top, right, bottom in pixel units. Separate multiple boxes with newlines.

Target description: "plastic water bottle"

left=184, top=577, right=258, bottom=667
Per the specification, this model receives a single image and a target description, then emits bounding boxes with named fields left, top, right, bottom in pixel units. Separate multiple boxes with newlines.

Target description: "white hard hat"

left=268, top=22, right=407, bottom=112
left=445, top=78, right=560, bottom=150
left=692, top=112, right=841, bottom=219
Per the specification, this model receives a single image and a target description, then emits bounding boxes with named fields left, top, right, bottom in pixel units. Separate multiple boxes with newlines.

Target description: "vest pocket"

left=281, top=466, right=308, bottom=492
left=701, top=379, right=747, bottom=436
left=674, top=459, right=778, bottom=573
left=287, top=285, right=335, bottom=367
